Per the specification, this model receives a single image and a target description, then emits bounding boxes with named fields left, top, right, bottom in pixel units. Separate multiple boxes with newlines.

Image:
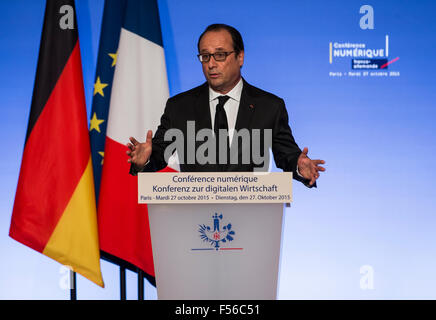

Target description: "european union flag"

left=90, top=0, right=127, bottom=200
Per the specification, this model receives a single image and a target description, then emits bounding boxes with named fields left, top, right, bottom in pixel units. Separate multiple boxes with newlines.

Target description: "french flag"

left=97, top=0, right=174, bottom=283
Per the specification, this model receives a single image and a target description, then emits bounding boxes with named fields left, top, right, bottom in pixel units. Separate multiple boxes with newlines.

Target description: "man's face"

left=198, top=29, right=244, bottom=94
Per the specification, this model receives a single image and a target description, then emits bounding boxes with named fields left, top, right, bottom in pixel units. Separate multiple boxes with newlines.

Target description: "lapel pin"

left=249, top=104, right=254, bottom=109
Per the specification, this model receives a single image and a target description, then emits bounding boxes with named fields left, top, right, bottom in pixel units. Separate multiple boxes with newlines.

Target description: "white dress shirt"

left=208, top=77, right=243, bottom=145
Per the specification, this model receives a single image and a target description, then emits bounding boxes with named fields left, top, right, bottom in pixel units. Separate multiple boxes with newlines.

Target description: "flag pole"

left=70, top=270, right=77, bottom=300
left=138, top=268, right=144, bottom=300
left=120, top=266, right=126, bottom=300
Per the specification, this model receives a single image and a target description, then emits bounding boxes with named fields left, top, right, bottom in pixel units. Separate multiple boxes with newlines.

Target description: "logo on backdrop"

left=328, top=5, right=400, bottom=78
left=191, top=213, right=242, bottom=252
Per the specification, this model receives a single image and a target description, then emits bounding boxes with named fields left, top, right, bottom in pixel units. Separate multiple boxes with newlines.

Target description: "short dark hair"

left=197, top=24, right=244, bottom=56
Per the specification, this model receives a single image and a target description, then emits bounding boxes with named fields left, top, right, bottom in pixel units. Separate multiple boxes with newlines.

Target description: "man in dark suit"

left=127, top=24, right=325, bottom=187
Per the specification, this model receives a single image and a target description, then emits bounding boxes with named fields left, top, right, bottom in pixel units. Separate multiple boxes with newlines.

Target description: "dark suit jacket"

left=131, top=78, right=314, bottom=187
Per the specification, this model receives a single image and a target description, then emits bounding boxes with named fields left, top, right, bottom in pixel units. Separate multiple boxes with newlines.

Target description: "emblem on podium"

left=197, top=213, right=236, bottom=250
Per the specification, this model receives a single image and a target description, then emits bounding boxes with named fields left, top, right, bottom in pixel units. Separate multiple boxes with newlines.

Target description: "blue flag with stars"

left=90, top=0, right=127, bottom=201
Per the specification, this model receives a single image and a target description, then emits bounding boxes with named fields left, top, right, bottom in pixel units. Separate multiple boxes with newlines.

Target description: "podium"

left=138, top=172, right=292, bottom=299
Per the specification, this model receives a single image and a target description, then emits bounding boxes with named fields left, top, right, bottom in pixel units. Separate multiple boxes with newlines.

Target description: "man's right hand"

left=127, top=130, right=153, bottom=170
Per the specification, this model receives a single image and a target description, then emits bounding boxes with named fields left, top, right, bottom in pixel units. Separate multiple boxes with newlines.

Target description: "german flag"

left=9, top=0, right=104, bottom=287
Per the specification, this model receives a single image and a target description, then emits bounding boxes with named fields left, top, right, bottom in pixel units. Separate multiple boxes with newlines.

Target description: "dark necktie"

left=214, top=95, right=230, bottom=168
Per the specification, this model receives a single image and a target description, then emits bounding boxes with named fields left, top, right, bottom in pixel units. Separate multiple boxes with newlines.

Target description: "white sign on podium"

left=139, top=172, right=292, bottom=300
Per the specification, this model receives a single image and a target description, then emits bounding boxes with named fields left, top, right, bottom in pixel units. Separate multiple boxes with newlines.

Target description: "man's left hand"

left=297, top=147, right=325, bottom=186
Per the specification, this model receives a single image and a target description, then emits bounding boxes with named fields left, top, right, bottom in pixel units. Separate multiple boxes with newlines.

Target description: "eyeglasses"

left=197, top=51, right=235, bottom=63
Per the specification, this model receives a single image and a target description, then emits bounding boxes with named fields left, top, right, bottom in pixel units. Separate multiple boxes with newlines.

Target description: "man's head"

left=197, top=24, right=244, bottom=94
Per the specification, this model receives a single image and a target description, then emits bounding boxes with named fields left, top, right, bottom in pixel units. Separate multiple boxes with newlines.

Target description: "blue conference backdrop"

left=1, top=0, right=435, bottom=299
